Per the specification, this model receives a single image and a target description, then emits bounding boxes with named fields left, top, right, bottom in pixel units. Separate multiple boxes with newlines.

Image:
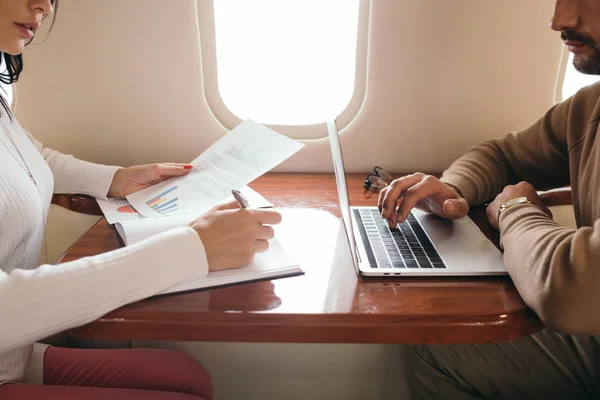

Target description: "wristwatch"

left=497, top=196, right=532, bottom=223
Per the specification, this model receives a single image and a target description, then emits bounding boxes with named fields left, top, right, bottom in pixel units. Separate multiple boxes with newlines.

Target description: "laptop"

left=327, top=120, right=506, bottom=276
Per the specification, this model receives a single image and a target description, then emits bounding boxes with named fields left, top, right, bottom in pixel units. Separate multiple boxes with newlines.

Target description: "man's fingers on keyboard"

left=381, top=174, right=424, bottom=218
left=396, top=178, right=438, bottom=223
left=377, top=186, right=389, bottom=213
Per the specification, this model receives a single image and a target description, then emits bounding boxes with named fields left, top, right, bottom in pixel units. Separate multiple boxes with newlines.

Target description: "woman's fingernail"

left=183, top=165, right=193, bottom=170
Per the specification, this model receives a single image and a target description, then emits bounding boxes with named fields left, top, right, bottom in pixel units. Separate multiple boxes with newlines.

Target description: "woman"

left=0, top=0, right=281, bottom=398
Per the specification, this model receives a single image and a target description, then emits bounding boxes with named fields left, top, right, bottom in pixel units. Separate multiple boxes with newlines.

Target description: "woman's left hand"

left=108, top=163, right=193, bottom=198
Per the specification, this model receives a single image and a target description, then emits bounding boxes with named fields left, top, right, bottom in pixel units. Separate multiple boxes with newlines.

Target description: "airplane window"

left=213, top=0, right=360, bottom=125
left=562, top=52, right=600, bottom=100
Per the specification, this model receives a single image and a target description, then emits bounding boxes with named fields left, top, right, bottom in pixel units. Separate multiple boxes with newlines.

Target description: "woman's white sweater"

left=0, top=117, right=208, bottom=384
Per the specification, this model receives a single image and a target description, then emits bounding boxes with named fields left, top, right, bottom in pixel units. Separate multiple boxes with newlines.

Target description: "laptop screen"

left=327, top=120, right=360, bottom=273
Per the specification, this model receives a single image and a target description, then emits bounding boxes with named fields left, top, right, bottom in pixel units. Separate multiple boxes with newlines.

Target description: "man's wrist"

left=497, top=196, right=533, bottom=223
left=497, top=200, right=548, bottom=232
left=444, top=182, right=464, bottom=199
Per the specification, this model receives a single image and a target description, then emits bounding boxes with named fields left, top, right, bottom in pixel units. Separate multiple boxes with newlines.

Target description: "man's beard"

left=572, top=49, right=600, bottom=75
left=562, top=30, right=600, bottom=75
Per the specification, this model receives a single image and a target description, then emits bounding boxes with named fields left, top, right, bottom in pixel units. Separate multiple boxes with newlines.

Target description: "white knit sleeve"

left=0, top=226, right=208, bottom=356
left=25, top=131, right=120, bottom=200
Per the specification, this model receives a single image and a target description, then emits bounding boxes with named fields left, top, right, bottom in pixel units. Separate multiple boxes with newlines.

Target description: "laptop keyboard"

left=354, top=209, right=446, bottom=269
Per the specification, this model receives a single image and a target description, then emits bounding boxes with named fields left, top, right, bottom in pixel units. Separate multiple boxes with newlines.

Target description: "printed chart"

left=145, top=186, right=179, bottom=215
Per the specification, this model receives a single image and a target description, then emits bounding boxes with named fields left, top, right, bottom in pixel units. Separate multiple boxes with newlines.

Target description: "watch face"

left=503, top=196, right=528, bottom=207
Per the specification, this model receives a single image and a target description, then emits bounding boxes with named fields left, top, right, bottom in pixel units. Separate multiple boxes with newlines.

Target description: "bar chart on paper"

left=126, top=120, right=305, bottom=217
left=145, top=186, right=179, bottom=215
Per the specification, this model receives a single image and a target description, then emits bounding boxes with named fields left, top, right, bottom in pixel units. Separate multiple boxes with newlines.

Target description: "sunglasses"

left=364, top=166, right=393, bottom=192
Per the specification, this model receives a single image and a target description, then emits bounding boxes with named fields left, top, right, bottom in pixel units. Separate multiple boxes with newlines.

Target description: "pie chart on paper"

left=117, top=205, right=137, bottom=213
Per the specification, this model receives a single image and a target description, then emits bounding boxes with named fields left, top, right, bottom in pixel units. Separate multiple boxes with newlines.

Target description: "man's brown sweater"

left=442, top=82, right=600, bottom=335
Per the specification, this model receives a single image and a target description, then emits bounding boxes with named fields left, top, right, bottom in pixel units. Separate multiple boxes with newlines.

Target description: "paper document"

left=97, top=186, right=272, bottom=225
left=126, top=120, right=305, bottom=217
left=96, top=197, right=142, bottom=224
left=114, top=208, right=302, bottom=294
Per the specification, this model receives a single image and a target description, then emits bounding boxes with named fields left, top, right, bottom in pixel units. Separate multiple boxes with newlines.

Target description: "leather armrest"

left=51, top=194, right=103, bottom=216
left=539, top=187, right=573, bottom=207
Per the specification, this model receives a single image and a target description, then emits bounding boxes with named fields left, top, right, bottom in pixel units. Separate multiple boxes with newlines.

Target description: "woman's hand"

left=189, top=201, right=282, bottom=272
left=108, top=163, right=193, bottom=198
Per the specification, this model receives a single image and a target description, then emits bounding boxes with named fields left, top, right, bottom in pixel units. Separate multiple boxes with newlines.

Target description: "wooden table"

left=60, top=173, right=544, bottom=344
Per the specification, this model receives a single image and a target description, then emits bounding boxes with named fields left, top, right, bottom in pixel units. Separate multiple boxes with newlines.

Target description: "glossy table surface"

left=61, top=173, right=543, bottom=344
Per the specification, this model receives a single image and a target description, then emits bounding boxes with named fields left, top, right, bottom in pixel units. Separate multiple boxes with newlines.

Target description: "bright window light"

left=214, top=0, right=360, bottom=125
left=562, top=52, right=600, bottom=100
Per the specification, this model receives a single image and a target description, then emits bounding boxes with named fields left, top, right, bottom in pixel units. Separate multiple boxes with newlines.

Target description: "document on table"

left=113, top=207, right=302, bottom=295
left=126, top=120, right=305, bottom=217
left=114, top=187, right=278, bottom=245
left=97, top=186, right=273, bottom=225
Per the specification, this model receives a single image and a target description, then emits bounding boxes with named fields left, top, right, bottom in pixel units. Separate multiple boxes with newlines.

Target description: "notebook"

left=114, top=189, right=303, bottom=295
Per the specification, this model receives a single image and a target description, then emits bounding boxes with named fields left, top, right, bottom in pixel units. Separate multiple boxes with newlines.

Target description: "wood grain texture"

left=61, top=173, right=543, bottom=344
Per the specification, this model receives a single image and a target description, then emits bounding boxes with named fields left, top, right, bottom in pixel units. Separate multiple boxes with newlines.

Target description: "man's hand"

left=486, top=181, right=553, bottom=230
left=378, top=173, right=469, bottom=228
left=108, top=163, right=193, bottom=198
left=189, top=200, right=282, bottom=272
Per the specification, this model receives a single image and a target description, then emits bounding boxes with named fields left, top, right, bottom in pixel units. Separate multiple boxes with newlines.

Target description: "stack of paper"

left=96, top=120, right=306, bottom=294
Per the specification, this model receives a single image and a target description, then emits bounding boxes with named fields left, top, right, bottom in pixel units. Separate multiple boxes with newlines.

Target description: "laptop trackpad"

left=418, top=217, right=504, bottom=270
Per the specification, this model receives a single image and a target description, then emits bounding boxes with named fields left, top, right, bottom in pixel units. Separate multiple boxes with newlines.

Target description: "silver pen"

left=231, top=189, right=250, bottom=208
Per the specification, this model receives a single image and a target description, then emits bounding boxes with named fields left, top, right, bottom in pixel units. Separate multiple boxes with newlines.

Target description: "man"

left=379, top=1, right=600, bottom=398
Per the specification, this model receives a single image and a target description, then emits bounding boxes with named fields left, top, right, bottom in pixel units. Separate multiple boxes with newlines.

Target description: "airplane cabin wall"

left=16, top=0, right=561, bottom=174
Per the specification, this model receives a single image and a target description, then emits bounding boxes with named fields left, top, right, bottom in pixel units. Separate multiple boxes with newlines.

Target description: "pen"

left=231, top=189, right=250, bottom=209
